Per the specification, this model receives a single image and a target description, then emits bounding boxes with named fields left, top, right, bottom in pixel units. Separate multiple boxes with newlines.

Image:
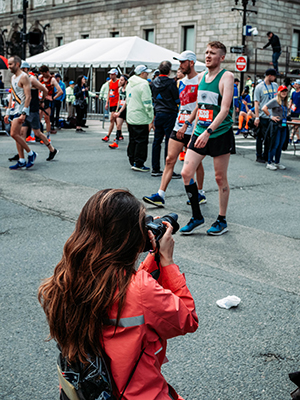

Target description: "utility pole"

left=232, top=0, right=257, bottom=92
left=21, top=0, right=28, bottom=60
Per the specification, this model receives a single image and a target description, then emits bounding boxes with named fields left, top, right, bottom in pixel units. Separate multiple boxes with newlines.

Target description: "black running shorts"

left=170, top=130, right=191, bottom=147
left=188, top=127, right=236, bottom=157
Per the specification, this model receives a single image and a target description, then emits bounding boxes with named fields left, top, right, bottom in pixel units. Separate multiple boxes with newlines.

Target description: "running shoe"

left=119, top=135, right=124, bottom=140
left=26, top=136, right=35, bottom=143
left=9, top=160, right=26, bottom=170
left=46, top=148, right=59, bottom=161
left=274, top=163, right=286, bottom=170
left=109, top=142, right=119, bottom=149
left=102, top=135, right=109, bottom=142
left=179, top=217, right=205, bottom=235
left=142, top=193, right=165, bottom=207
left=207, top=219, right=228, bottom=236
left=235, top=129, right=240, bottom=136
left=132, top=165, right=150, bottom=172
left=241, top=128, right=248, bottom=134
left=266, top=163, right=277, bottom=171
left=172, top=172, right=181, bottom=179
left=8, top=154, right=19, bottom=162
left=187, top=192, right=207, bottom=205
left=76, top=128, right=85, bottom=133
left=151, top=170, right=163, bottom=177
left=179, top=151, right=186, bottom=161
left=26, top=151, right=38, bottom=169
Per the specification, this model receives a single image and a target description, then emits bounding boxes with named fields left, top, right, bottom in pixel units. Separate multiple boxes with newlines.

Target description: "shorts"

left=22, top=112, right=40, bottom=130
left=118, top=107, right=126, bottom=121
left=291, top=112, right=300, bottom=118
left=8, top=113, right=22, bottom=122
left=189, top=127, right=236, bottom=157
left=110, top=106, right=117, bottom=112
left=44, top=99, right=53, bottom=110
left=170, top=130, right=191, bottom=147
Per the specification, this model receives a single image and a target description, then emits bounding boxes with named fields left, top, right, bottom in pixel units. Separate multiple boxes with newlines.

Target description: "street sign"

left=235, top=55, right=247, bottom=72
left=230, top=46, right=244, bottom=54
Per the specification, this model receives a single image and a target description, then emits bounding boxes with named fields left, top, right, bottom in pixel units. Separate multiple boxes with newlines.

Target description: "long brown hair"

left=38, top=189, right=147, bottom=363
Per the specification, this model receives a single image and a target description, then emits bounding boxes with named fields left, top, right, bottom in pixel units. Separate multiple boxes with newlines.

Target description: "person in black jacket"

left=74, top=75, right=88, bottom=133
left=262, top=32, right=281, bottom=74
left=150, top=61, right=180, bottom=176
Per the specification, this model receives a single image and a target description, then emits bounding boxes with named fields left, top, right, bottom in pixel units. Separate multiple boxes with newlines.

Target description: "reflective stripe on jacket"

left=103, top=253, right=198, bottom=399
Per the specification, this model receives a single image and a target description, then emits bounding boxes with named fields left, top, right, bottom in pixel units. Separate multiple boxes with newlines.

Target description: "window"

left=81, top=34, right=89, bottom=39
left=182, top=25, right=195, bottom=52
left=144, top=29, right=154, bottom=43
left=110, top=31, right=119, bottom=37
left=56, top=36, right=63, bottom=47
left=291, top=30, right=300, bottom=61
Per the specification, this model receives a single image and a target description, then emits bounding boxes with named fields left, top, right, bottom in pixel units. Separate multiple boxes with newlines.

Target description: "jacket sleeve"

left=171, top=80, right=180, bottom=105
left=141, top=83, right=154, bottom=120
left=138, top=254, right=198, bottom=340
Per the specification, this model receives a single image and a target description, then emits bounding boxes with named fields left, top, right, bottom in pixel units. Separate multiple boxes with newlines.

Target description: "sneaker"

left=207, top=219, right=228, bottom=236
left=26, top=136, right=35, bottom=143
left=26, top=151, right=38, bottom=169
left=76, top=128, right=85, bottom=133
left=50, top=129, right=57, bottom=134
left=274, top=163, right=286, bottom=170
left=179, top=151, right=186, bottom=161
left=109, top=142, right=119, bottom=149
left=9, top=160, right=26, bottom=170
left=8, top=154, right=19, bottom=162
left=241, top=128, right=248, bottom=133
left=179, top=217, right=205, bottom=235
left=119, top=135, right=124, bottom=141
left=235, top=129, right=240, bottom=136
left=187, top=192, right=207, bottom=205
left=142, top=193, right=165, bottom=207
left=132, top=165, right=150, bottom=172
left=102, top=135, right=109, bottom=142
left=46, top=148, right=59, bottom=161
left=294, top=138, right=300, bottom=144
left=266, top=163, right=277, bottom=171
left=151, top=170, right=163, bottom=177
left=256, top=157, right=265, bottom=164
left=172, top=172, right=181, bottom=179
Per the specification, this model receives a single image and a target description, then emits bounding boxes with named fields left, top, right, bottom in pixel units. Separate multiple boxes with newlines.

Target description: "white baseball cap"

left=108, top=68, right=118, bottom=75
left=173, top=50, right=197, bottom=63
left=134, top=65, right=152, bottom=75
left=295, top=79, right=300, bottom=85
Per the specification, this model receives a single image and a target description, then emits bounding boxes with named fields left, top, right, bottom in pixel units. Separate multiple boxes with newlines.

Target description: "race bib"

left=291, top=103, right=297, bottom=112
left=178, top=112, right=189, bottom=124
left=197, top=108, right=213, bottom=126
left=120, top=100, right=125, bottom=106
left=109, top=89, right=115, bottom=98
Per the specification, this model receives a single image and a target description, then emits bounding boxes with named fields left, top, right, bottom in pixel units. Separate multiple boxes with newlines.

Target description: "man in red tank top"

left=102, top=68, right=119, bottom=142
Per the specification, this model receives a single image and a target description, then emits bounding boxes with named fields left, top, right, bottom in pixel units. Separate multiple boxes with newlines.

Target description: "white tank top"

left=11, top=71, right=28, bottom=115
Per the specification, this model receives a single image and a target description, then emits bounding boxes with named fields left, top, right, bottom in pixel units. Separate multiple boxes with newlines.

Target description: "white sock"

left=28, top=150, right=33, bottom=156
left=158, top=189, right=165, bottom=199
left=199, top=189, right=205, bottom=195
left=19, top=158, right=25, bottom=163
left=30, top=130, right=35, bottom=138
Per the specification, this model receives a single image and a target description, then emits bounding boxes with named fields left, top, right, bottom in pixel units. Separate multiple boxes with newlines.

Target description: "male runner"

left=102, top=68, right=119, bottom=142
left=143, top=50, right=206, bottom=207
left=109, top=74, right=128, bottom=149
left=4, top=56, right=38, bottom=170
left=21, top=62, right=59, bottom=161
left=179, top=41, right=234, bottom=236
left=38, top=65, right=63, bottom=138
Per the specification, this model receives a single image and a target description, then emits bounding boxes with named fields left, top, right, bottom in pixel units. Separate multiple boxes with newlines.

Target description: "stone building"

left=0, top=0, right=300, bottom=87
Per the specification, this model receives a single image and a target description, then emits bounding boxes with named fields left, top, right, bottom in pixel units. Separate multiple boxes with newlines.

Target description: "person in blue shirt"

left=233, top=78, right=240, bottom=115
left=236, top=86, right=252, bottom=134
left=289, top=79, right=300, bottom=143
left=52, top=73, right=66, bottom=130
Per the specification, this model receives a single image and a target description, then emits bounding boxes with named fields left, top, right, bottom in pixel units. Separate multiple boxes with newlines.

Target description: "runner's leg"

left=213, top=153, right=230, bottom=216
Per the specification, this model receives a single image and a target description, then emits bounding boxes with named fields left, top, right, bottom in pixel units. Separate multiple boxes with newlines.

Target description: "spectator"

left=53, top=73, right=66, bottom=129
left=289, top=79, right=300, bottom=143
left=126, top=65, right=154, bottom=172
left=0, top=75, right=4, bottom=106
left=234, top=78, right=240, bottom=115
left=245, top=75, right=254, bottom=102
left=254, top=68, right=278, bottom=163
left=262, top=31, right=281, bottom=74
left=65, top=81, right=75, bottom=118
left=150, top=60, right=180, bottom=176
left=99, top=77, right=110, bottom=119
left=74, top=75, right=88, bottom=133
left=236, top=86, right=252, bottom=135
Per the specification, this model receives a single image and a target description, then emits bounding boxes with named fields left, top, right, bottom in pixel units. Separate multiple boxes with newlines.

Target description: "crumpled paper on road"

left=216, top=295, right=241, bottom=309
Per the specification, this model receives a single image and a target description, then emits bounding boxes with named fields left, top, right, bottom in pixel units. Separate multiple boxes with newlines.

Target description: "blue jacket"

left=54, top=81, right=66, bottom=102
left=234, top=84, right=239, bottom=108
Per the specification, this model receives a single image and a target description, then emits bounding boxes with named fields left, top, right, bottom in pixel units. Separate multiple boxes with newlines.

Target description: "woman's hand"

left=158, top=221, right=174, bottom=267
left=271, top=116, right=280, bottom=123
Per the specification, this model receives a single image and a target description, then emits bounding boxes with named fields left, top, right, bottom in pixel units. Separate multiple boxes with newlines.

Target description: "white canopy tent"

left=26, top=36, right=205, bottom=71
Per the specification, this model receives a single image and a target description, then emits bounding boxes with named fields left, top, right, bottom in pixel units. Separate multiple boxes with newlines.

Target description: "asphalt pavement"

left=0, top=121, right=299, bottom=399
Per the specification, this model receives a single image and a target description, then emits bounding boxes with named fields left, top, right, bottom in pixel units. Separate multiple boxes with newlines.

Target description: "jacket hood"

left=129, top=75, right=148, bottom=87
left=152, top=76, right=174, bottom=91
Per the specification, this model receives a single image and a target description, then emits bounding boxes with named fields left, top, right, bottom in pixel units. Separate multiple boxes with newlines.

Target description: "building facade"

left=1, top=0, right=300, bottom=86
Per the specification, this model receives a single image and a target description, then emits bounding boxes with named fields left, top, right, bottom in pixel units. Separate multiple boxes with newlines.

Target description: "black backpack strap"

left=119, top=348, right=145, bottom=400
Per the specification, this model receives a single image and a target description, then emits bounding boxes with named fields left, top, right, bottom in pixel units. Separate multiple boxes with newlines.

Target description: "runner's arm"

left=52, top=78, right=63, bottom=100
left=116, top=100, right=126, bottom=116
left=22, top=75, right=32, bottom=108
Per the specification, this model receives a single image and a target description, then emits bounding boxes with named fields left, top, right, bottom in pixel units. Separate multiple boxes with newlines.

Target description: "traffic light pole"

left=240, top=1, right=247, bottom=91
left=22, top=0, right=28, bottom=60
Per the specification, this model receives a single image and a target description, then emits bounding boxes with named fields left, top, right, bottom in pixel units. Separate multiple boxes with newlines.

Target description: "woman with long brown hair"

left=38, top=189, right=198, bottom=400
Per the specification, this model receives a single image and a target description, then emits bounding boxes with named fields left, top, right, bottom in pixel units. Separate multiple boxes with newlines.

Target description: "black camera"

left=144, top=213, right=179, bottom=252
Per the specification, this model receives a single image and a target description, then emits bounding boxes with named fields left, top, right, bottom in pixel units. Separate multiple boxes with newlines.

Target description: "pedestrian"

left=74, top=75, right=88, bottom=133
left=234, top=78, right=240, bottom=116
left=126, top=65, right=154, bottom=172
left=143, top=50, right=206, bottom=208
left=4, top=55, right=37, bottom=170
left=262, top=31, right=281, bottom=74
left=99, top=77, right=110, bottom=119
left=180, top=41, right=234, bottom=236
left=262, top=85, right=289, bottom=171
left=236, top=86, right=252, bottom=135
left=38, top=189, right=198, bottom=400
left=150, top=60, right=180, bottom=176
left=53, top=73, right=66, bottom=130
left=65, top=81, right=75, bottom=118
left=0, top=74, right=4, bottom=106
left=102, top=68, right=119, bottom=142
left=289, top=79, right=300, bottom=143
left=253, top=68, right=278, bottom=163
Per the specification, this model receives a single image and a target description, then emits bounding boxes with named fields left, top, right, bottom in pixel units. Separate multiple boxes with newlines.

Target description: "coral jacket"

left=103, top=253, right=199, bottom=399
